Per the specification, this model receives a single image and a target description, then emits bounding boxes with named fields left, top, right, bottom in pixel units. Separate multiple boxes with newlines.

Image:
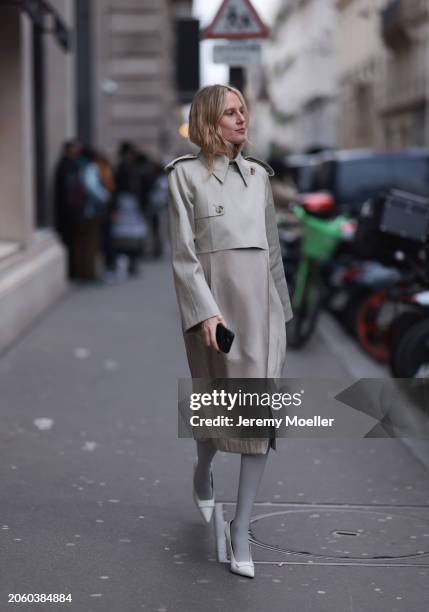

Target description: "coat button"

left=215, top=205, right=224, bottom=214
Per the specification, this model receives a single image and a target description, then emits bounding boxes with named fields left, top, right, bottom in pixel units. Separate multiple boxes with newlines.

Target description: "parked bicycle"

left=285, top=202, right=355, bottom=348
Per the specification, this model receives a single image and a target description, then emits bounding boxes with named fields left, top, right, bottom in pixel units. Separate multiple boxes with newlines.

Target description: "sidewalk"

left=0, top=259, right=428, bottom=612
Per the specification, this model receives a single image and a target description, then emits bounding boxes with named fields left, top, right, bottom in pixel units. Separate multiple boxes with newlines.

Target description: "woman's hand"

left=198, top=314, right=227, bottom=353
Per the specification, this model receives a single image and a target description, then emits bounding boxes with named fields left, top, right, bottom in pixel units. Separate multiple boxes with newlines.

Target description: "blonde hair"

left=188, top=84, right=250, bottom=174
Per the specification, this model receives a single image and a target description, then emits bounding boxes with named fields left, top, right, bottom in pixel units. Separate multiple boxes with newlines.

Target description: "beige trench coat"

left=165, top=149, right=293, bottom=453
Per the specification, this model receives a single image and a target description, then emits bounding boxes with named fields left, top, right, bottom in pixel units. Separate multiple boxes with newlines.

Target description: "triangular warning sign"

left=201, top=0, right=270, bottom=40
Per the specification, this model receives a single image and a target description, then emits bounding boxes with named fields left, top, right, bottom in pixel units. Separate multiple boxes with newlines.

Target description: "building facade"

left=0, top=2, right=72, bottom=354
left=92, top=0, right=184, bottom=161
left=378, top=0, right=429, bottom=148
left=336, top=0, right=384, bottom=148
left=336, top=0, right=429, bottom=149
left=0, top=0, right=187, bottom=353
left=249, top=0, right=338, bottom=156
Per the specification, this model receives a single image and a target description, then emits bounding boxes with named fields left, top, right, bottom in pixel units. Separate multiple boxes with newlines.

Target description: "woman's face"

left=218, top=91, right=247, bottom=147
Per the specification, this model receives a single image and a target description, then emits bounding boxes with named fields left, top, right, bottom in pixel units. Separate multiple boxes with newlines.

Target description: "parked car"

left=284, top=153, right=321, bottom=194
left=302, top=148, right=429, bottom=213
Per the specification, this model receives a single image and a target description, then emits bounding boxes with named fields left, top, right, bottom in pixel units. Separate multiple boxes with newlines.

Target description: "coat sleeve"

left=167, top=165, right=221, bottom=333
left=265, top=175, right=294, bottom=323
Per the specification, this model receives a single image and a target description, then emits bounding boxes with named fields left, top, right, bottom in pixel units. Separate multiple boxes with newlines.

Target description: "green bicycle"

left=287, top=205, right=354, bottom=348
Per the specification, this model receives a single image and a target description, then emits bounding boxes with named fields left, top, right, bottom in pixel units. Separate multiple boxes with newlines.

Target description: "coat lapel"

left=197, top=149, right=249, bottom=186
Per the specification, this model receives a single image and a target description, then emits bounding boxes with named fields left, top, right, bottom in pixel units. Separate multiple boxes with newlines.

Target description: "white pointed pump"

left=224, top=520, right=255, bottom=578
left=192, top=459, right=215, bottom=524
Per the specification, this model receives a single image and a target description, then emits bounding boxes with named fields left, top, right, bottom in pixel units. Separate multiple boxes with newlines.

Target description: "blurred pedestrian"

left=115, top=141, right=140, bottom=195
left=113, top=142, right=148, bottom=276
left=72, top=148, right=110, bottom=280
left=54, top=138, right=83, bottom=277
left=135, top=151, right=155, bottom=208
left=94, top=152, right=117, bottom=278
left=143, top=161, right=168, bottom=258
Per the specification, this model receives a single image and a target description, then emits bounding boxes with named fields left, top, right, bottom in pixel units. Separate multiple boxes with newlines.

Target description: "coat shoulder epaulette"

left=243, top=155, right=275, bottom=177
left=164, top=154, right=199, bottom=173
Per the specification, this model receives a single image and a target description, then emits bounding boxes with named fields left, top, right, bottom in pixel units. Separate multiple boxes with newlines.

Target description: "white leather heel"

left=193, top=459, right=215, bottom=524
left=224, top=520, right=255, bottom=578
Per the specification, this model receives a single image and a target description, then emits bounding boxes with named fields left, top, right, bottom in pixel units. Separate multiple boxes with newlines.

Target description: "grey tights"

left=193, top=439, right=269, bottom=562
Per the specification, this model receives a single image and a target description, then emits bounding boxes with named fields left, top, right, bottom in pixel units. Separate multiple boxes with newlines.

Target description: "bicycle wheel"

left=287, top=264, right=324, bottom=348
left=354, top=290, right=395, bottom=363
left=332, top=286, right=372, bottom=337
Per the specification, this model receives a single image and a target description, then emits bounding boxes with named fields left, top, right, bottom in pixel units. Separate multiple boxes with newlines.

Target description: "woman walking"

left=165, top=85, right=293, bottom=578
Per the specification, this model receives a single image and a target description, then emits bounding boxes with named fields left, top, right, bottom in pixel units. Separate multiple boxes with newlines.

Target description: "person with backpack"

left=71, top=148, right=111, bottom=280
left=112, top=143, right=148, bottom=276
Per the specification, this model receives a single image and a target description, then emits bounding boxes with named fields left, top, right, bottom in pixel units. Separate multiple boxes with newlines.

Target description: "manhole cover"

left=215, top=502, right=429, bottom=567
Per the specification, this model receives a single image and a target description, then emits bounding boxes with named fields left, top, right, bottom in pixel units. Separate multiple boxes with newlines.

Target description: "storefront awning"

left=3, top=0, right=71, bottom=52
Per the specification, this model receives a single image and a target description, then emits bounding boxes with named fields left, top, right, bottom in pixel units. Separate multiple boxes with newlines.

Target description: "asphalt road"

left=0, top=258, right=428, bottom=612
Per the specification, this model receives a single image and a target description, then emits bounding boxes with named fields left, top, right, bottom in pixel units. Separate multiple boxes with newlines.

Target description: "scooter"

left=389, top=290, right=429, bottom=377
left=321, top=189, right=429, bottom=362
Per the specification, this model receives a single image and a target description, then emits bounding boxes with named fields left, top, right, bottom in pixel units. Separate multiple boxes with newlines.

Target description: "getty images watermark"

left=178, top=378, right=429, bottom=439
left=188, top=387, right=334, bottom=430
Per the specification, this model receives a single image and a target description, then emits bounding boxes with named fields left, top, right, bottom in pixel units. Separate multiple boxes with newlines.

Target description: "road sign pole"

left=229, top=66, right=246, bottom=92
left=202, top=0, right=268, bottom=93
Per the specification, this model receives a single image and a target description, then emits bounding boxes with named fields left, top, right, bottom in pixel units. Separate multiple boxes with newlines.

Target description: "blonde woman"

left=165, top=85, right=293, bottom=578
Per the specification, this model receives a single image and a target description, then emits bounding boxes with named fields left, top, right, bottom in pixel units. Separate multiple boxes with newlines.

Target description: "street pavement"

left=0, top=257, right=428, bottom=612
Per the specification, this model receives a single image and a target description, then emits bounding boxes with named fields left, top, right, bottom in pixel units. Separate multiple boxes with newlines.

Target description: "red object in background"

left=355, top=291, right=391, bottom=362
left=300, top=192, right=335, bottom=214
